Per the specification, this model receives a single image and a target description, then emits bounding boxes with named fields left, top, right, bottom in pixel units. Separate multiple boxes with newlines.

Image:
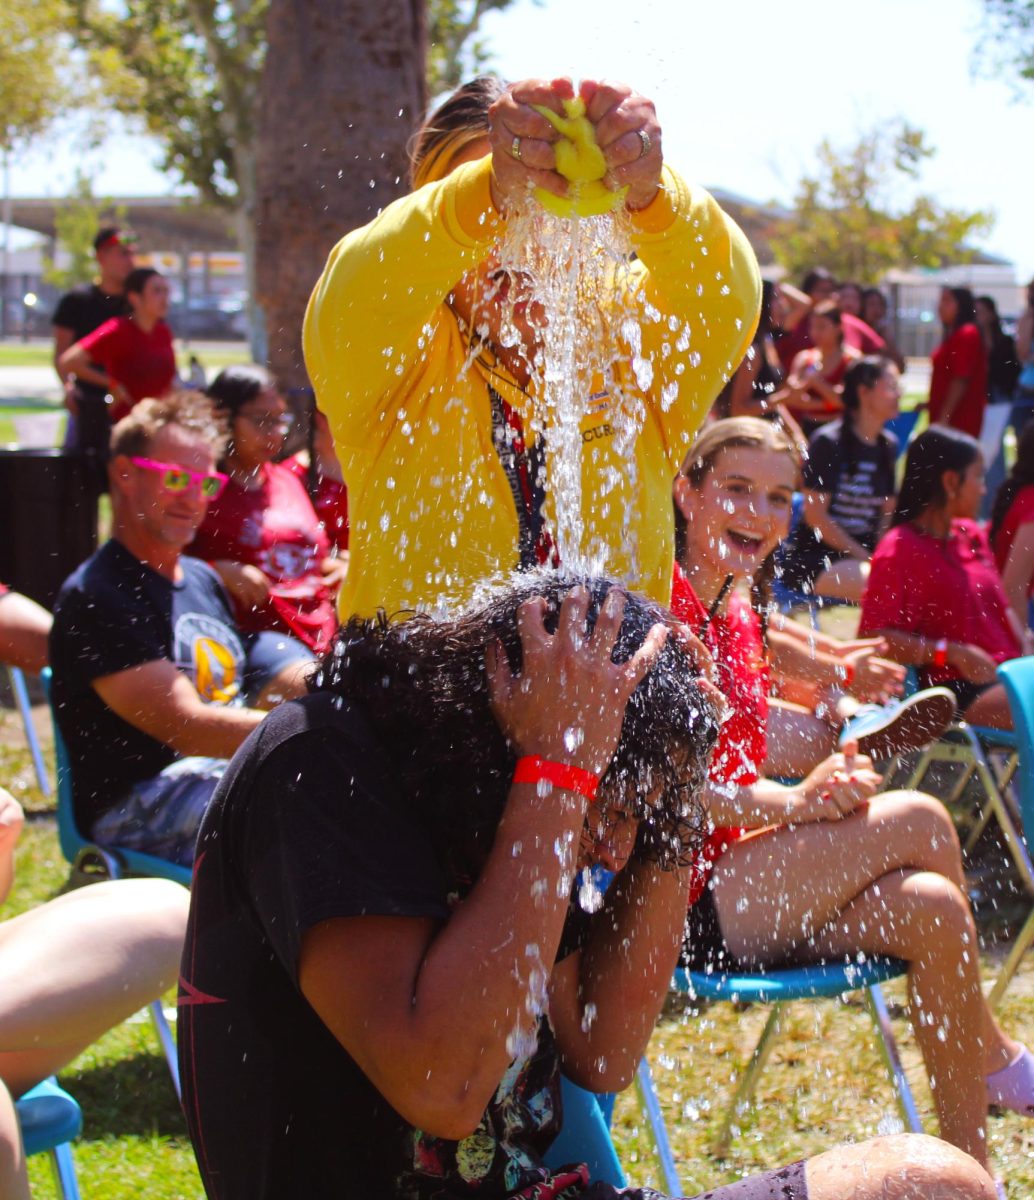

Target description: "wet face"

left=115, top=424, right=218, bottom=548
left=675, top=443, right=797, bottom=584
left=860, top=365, right=901, bottom=423
left=230, top=386, right=291, bottom=470
left=947, top=454, right=985, bottom=520
left=445, top=136, right=547, bottom=360
left=578, top=802, right=639, bottom=874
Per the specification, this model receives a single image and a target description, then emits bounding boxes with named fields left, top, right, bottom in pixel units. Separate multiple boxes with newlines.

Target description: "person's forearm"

left=768, top=626, right=845, bottom=690
left=704, top=777, right=796, bottom=827
left=871, top=628, right=936, bottom=667
left=803, top=508, right=869, bottom=559
left=165, top=703, right=266, bottom=759
left=564, top=859, right=689, bottom=1087
left=400, top=784, right=589, bottom=1108
left=59, top=351, right=112, bottom=392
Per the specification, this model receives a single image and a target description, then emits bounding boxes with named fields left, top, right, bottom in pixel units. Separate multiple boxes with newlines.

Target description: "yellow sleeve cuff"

left=629, top=164, right=691, bottom=238
left=444, top=155, right=502, bottom=247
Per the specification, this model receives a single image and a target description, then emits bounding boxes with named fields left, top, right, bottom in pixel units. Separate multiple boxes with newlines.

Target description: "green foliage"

left=427, top=0, right=527, bottom=95
left=0, top=0, right=75, bottom=153
left=978, top=0, right=1034, bottom=90
left=68, top=0, right=267, bottom=205
left=770, top=122, right=995, bottom=285
left=41, top=173, right=129, bottom=291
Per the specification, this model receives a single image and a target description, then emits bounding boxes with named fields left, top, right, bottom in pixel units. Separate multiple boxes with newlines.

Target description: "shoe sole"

left=853, top=689, right=958, bottom=761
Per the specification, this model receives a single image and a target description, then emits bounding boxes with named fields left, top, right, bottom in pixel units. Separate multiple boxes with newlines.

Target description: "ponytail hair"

left=892, top=427, right=981, bottom=527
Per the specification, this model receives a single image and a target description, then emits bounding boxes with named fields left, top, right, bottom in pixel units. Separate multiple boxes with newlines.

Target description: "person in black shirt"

left=52, top=226, right=136, bottom=461
left=179, top=573, right=996, bottom=1200
left=50, top=391, right=311, bottom=866
left=781, top=356, right=901, bottom=602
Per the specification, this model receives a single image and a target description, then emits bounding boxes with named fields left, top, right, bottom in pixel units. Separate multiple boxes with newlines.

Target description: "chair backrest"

left=885, top=409, right=919, bottom=458
left=40, top=669, right=90, bottom=865
left=16, top=1076, right=83, bottom=1157
left=542, top=1076, right=626, bottom=1187
left=41, top=668, right=192, bottom=887
left=996, top=656, right=1034, bottom=842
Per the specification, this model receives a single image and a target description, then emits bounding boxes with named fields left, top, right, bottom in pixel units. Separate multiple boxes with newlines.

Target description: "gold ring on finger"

left=511, top=135, right=522, bottom=161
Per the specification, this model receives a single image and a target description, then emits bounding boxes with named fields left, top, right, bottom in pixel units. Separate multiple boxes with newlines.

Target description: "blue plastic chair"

left=884, top=409, right=920, bottom=457
left=6, top=666, right=51, bottom=796
left=544, top=1077, right=626, bottom=1189
left=16, top=1076, right=82, bottom=1199
left=987, top=656, right=1034, bottom=1009
left=42, top=669, right=185, bottom=1097
left=671, top=957, right=921, bottom=1156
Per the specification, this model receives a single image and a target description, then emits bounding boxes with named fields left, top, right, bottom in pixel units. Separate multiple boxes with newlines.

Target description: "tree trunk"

left=255, top=0, right=428, bottom=391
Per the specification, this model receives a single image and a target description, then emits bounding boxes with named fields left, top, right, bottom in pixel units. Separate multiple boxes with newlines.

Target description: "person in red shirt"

left=860, top=426, right=1030, bottom=729
left=775, top=268, right=887, bottom=373
left=926, top=287, right=988, bottom=438
left=283, top=408, right=349, bottom=556
left=58, top=267, right=177, bottom=423
left=989, top=421, right=1034, bottom=629
left=779, top=301, right=862, bottom=437
left=673, top=416, right=1034, bottom=1171
left=188, top=366, right=345, bottom=653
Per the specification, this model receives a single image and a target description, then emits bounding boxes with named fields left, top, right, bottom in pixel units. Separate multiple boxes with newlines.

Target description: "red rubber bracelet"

left=840, top=661, right=855, bottom=688
left=932, top=639, right=949, bottom=669
left=513, top=755, right=599, bottom=802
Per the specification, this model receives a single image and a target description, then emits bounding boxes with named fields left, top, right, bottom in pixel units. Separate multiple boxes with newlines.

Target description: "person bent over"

left=179, top=575, right=995, bottom=1200
left=49, top=392, right=312, bottom=868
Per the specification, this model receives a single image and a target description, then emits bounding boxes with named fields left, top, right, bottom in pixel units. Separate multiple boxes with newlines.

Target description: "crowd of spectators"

left=3, top=73, right=1034, bottom=1200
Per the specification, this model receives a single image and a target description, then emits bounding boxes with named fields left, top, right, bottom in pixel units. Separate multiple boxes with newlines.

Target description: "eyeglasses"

left=130, top=457, right=228, bottom=499
left=239, top=411, right=293, bottom=433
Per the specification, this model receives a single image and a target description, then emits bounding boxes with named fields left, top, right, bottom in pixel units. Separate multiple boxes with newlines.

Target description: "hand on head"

left=485, top=584, right=667, bottom=777
left=488, top=77, right=661, bottom=214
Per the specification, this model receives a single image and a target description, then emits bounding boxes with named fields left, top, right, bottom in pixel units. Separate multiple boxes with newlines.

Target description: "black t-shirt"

left=52, top=283, right=130, bottom=404
left=50, top=540, right=245, bottom=830
left=782, top=419, right=897, bottom=591
left=52, top=282, right=129, bottom=341
left=179, top=693, right=592, bottom=1200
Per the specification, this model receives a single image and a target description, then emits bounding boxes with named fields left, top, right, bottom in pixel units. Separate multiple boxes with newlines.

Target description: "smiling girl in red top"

left=672, top=416, right=1034, bottom=1169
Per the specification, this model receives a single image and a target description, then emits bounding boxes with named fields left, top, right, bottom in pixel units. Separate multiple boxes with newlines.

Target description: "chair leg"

left=149, top=1000, right=181, bottom=1101
left=988, top=906, right=1034, bottom=1011
left=633, top=1058, right=681, bottom=1197
left=713, top=1003, right=784, bottom=1158
left=48, top=1142, right=82, bottom=1200
left=864, top=984, right=923, bottom=1133
left=8, top=667, right=51, bottom=797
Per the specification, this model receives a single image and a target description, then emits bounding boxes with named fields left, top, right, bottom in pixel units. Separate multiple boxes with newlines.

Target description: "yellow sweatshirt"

left=304, top=156, right=760, bottom=619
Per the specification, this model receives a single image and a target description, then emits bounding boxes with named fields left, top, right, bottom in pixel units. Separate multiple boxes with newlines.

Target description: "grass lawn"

left=3, top=703, right=1033, bottom=1198
left=0, top=341, right=250, bottom=374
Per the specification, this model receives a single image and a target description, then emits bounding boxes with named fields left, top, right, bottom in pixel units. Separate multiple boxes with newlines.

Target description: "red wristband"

left=513, top=755, right=599, bottom=802
left=933, top=638, right=949, bottom=669
left=839, top=661, right=855, bottom=688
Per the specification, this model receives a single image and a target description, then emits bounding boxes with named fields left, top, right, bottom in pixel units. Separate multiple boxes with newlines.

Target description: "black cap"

left=94, top=227, right=137, bottom=252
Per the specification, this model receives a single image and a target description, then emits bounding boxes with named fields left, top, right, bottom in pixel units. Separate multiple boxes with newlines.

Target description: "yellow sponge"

left=530, top=97, right=627, bottom=218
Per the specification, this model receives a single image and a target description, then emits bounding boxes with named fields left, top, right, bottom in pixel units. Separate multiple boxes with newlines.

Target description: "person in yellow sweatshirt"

left=304, top=75, right=761, bottom=619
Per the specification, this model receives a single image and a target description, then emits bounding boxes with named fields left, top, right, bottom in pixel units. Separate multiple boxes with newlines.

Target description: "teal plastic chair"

left=16, top=1076, right=82, bottom=1199
left=42, top=669, right=185, bottom=1097
left=6, top=666, right=51, bottom=796
left=672, top=957, right=921, bottom=1156
left=987, top=656, right=1034, bottom=1009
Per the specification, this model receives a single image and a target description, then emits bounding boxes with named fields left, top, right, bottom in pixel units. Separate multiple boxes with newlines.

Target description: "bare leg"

left=764, top=700, right=836, bottom=778
left=962, top=683, right=1013, bottom=731
left=711, top=791, right=1018, bottom=1165
left=813, top=558, right=869, bottom=603
left=0, top=879, right=188, bottom=1097
left=0, top=592, right=52, bottom=676
left=0, top=1080, right=29, bottom=1200
left=253, top=660, right=310, bottom=709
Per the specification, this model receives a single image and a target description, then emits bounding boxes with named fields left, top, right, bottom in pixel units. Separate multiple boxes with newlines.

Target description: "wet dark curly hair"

left=311, top=571, right=720, bottom=880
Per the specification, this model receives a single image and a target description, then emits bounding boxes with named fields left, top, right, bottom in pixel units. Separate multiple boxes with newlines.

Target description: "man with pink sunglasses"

left=49, top=391, right=312, bottom=867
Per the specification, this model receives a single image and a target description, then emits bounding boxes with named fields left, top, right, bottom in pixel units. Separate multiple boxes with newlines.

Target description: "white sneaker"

left=838, top=687, right=957, bottom=761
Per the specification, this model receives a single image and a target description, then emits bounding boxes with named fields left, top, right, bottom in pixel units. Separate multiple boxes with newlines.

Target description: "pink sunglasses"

left=130, top=457, right=228, bottom=500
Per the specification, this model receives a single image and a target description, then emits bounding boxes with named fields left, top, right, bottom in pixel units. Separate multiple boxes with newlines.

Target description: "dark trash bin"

left=0, top=449, right=99, bottom=610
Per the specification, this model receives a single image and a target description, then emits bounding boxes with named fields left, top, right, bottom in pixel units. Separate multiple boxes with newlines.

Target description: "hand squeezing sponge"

left=530, top=97, right=628, bottom=218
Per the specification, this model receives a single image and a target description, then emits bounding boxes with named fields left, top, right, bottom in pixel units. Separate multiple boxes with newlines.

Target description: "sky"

left=6, top=0, right=1033, bottom=280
